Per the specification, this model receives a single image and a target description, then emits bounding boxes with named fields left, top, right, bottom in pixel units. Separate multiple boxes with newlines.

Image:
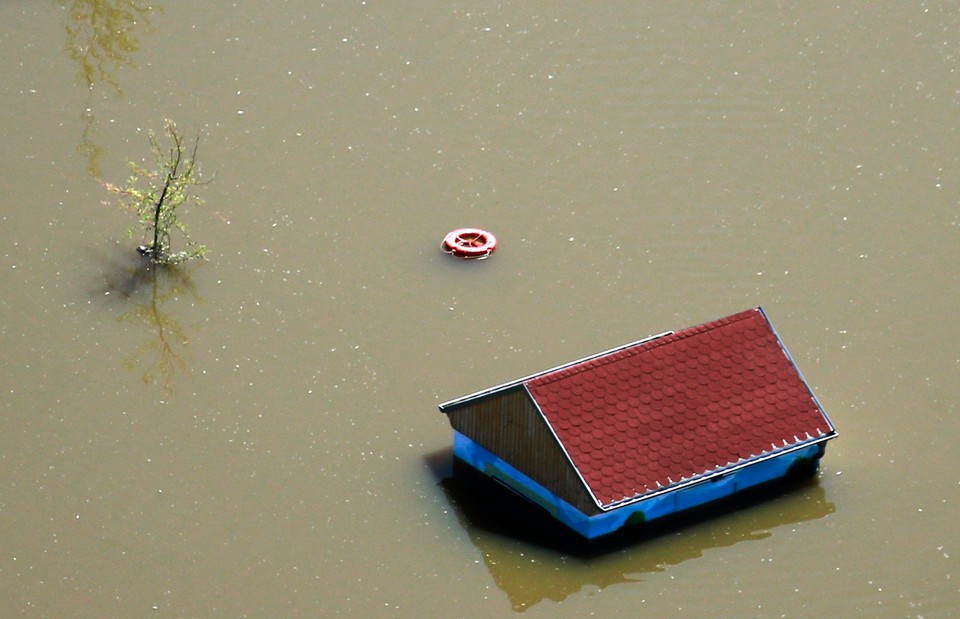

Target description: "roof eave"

left=595, top=432, right=838, bottom=512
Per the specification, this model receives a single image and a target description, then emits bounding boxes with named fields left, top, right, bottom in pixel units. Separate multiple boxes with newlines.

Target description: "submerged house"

left=439, top=307, right=837, bottom=539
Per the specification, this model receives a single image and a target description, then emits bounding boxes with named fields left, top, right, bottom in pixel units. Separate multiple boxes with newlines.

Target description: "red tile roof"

left=524, top=308, right=834, bottom=509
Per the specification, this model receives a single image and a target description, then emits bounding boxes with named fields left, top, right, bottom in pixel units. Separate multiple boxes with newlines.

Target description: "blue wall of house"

left=451, top=431, right=827, bottom=539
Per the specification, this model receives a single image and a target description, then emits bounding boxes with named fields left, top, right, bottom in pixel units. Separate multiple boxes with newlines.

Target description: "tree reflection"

left=104, top=258, right=201, bottom=392
left=60, top=0, right=159, bottom=177
left=77, top=101, right=105, bottom=179
left=62, top=0, right=156, bottom=92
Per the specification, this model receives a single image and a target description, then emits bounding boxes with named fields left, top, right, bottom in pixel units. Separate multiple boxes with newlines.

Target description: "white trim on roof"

left=523, top=383, right=607, bottom=510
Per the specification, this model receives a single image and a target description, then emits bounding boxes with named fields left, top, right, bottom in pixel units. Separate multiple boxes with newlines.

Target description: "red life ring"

left=441, top=228, right=497, bottom=259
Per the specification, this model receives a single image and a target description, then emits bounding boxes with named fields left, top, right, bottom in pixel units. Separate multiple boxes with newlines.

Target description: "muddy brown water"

left=1, top=2, right=958, bottom=617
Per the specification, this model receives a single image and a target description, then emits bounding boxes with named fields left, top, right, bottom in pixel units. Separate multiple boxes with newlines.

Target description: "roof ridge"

left=527, top=308, right=760, bottom=389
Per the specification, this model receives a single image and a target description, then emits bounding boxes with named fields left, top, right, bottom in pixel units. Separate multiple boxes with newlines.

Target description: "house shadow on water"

left=425, top=448, right=835, bottom=612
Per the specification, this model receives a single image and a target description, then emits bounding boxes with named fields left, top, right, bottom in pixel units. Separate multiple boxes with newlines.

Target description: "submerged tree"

left=104, top=119, right=208, bottom=265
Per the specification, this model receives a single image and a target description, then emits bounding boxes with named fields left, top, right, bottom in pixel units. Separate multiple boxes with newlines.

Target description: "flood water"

left=2, top=2, right=958, bottom=617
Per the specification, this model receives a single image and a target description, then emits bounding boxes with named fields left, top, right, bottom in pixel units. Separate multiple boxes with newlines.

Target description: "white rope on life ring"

left=441, top=228, right=497, bottom=260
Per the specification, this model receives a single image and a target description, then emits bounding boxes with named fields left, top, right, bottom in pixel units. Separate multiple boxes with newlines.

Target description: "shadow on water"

left=425, top=448, right=835, bottom=612
left=91, top=245, right=202, bottom=391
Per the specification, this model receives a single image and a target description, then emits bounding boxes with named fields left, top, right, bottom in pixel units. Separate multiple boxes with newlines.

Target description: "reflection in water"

left=432, top=453, right=834, bottom=612
left=62, top=0, right=155, bottom=91
left=60, top=0, right=158, bottom=177
left=77, top=93, right=108, bottom=179
left=99, top=252, right=201, bottom=391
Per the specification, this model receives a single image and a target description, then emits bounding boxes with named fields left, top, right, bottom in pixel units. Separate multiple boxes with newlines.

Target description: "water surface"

left=1, top=2, right=958, bottom=617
